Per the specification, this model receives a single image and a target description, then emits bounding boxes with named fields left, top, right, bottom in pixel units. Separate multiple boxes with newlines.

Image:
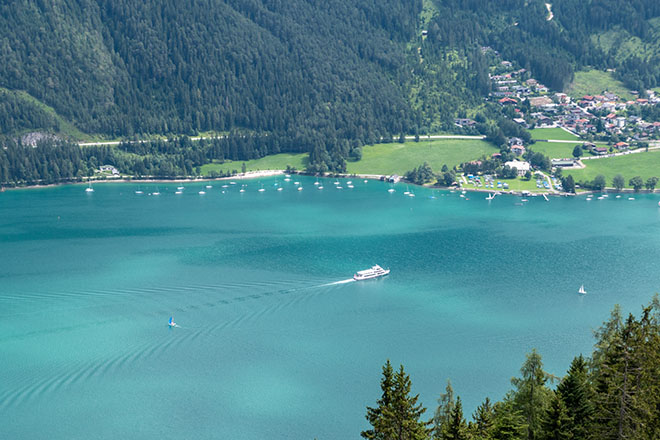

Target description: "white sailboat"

left=578, top=285, right=586, bottom=295
left=85, top=181, right=94, bottom=193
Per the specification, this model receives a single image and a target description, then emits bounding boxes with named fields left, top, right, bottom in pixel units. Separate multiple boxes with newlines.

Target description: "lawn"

left=565, top=150, right=660, bottom=187
left=529, top=142, right=580, bottom=158
left=529, top=141, right=608, bottom=159
left=529, top=127, right=579, bottom=141
left=201, top=153, right=308, bottom=175
left=346, top=139, right=496, bottom=175
left=565, top=70, right=634, bottom=101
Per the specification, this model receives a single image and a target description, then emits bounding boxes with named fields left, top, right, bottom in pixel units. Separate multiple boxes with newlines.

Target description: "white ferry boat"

left=353, top=265, right=390, bottom=281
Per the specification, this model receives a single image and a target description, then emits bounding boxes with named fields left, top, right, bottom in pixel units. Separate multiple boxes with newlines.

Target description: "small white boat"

left=354, top=265, right=390, bottom=281
left=135, top=190, right=143, bottom=194
left=205, top=185, right=212, bottom=189
left=364, top=180, right=368, bottom=183
left=408, top=193, right=415, bottom=197
left=578, top=285, right=586, bottom=295
left=628, top=197, right=635, bottom=201
left=318, top=186, right=324, bottom=190
left=277, top=187, right=283, bottom=191
left=230, top=182, right=236, bottom=185
left=388, top=188, right=395, bottom=193
left=294, top=181, right=300, bottom=185
left=239, top=189, right=245, bottom=193
left=258, top=188, right=265, bottom=192
left=152, top=191, right=160, bottom=196
left=198, top=190, right=206, bottom=195
left=297, top=186, right=303, bottom=191
left=616, top=195, right=622, bottom=199
left=347, top=181, right=352, bottom=185
left=222, top=184, right=229, bottom=188
left=348, top=185, right=354, bottom=189
left=177, top=186, right=184, bottom=190
left=337, top=186, right=343, bottom=190
left=175, top=191, right=182, bottom=195
left=284, top=178, right=291, bottom=182
left=85, top=182, right=94, bottom=193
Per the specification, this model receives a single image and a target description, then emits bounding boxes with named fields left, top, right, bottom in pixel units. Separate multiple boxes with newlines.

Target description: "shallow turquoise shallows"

left=2, top=177, right=660, bottom=439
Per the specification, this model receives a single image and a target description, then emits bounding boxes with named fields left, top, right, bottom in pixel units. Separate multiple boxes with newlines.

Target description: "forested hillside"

left=2, top=0, right=660, bottom=183
left=0, top=0, right=421, bottom=140
left=423, top=0, right=660, bottom=92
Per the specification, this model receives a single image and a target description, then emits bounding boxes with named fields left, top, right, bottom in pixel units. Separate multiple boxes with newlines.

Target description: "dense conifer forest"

left=2, top=0, right=660, bottom=183
left=363, top=296, right=660, bottom=440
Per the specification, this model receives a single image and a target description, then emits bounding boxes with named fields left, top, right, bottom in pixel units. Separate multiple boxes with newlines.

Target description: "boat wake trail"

left=322, top=278, right=355, bottom=286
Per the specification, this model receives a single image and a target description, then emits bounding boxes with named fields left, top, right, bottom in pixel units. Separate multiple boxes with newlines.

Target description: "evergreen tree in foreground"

left=433, top=380, right=455, bottom=439
left=362, top=361, right=431, bottom=440
left=444, top=396, right=468, bottom=440
left=511, top=349, right=554, bottom=440
left=470, top=397, right=495, bottom=439
left=556, top=355, right=594, bottom=440
left=539, top=392, right=572, bottom=440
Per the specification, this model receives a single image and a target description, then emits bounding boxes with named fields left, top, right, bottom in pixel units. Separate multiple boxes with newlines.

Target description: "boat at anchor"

left=353, top=265, right=390, bottom=281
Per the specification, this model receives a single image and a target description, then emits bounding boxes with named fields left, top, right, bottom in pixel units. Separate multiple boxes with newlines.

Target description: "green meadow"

left=566, top=150, right=660, bottom=186
left=346, top=139, right=495, bottom=175
left=565, top=70, right=634, bottom=101
left=529, top=127, right=580, bottom=141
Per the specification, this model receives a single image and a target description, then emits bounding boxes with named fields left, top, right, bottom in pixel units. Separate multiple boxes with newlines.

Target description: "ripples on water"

left=1, top=177, right=660, bottom=439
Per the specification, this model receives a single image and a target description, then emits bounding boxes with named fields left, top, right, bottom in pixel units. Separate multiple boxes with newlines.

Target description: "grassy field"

left=346, top=139, right=495, bottom=175
left=565, top=70, right=634, bottom=101
left=529, top=141, right=609, bottom=159
left=529, top=127, right=579, bottom=141
left=529, top=142, right=580, bottom=158
left=565, top=150, right=660, bottom=187
left=201, top=153, right=308, bottom=175
left=199, top=139, right=496, bottom=177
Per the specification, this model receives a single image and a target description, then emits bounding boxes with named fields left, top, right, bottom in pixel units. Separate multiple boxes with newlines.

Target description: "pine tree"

left=511, top=349, right=554, bottom=440
left=539, top=392, right=572, bottom=440
left=363, top=361, right=431, bottom=440
left=433, top=380, right=455, bottom=439
left=591, top=309, right=660, bottom=440
left=363, top=360, right=395, bottom=440
left=444, top=396, right=468, bottom=440
left=491, top=400, right=526, bottom=440
left=556, top=355, right=594, bottom=440
left=471, top=397, right=495, bottom=439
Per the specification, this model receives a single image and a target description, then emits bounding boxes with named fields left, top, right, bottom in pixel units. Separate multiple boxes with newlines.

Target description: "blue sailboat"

left=168, top=316, right=176, bottom=327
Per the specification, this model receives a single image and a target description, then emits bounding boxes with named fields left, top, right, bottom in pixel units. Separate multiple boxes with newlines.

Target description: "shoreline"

left=1, top=170, right=286, bottom=191
left=2, top=169, right=657, bottom=197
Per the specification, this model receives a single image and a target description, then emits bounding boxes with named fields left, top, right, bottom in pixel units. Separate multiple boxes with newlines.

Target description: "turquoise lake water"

left=2, top=176, right=660, bottom=439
